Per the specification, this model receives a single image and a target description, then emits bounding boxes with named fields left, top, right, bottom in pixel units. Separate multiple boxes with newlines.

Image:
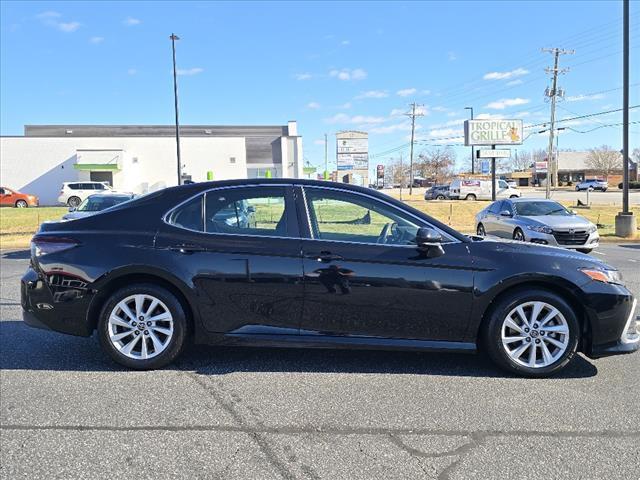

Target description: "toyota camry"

left=21, top=179, right=639, bottom=377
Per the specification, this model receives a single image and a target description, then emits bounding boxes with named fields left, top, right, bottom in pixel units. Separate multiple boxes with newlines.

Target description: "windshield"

left=514, top=201, right=571, bottom=216
left=77, top=195, right=132, bottom=212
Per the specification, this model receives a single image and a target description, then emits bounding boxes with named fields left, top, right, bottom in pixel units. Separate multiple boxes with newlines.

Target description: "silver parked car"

left=575, top=179, right=608, bottom=191
left=475, top=198, right=599, bottom=253
left=62, top=193, right=135, bottom=220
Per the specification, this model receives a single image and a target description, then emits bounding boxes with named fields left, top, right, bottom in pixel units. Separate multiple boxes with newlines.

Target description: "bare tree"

left=415, top=147, right=456, bottom=184
left=586, top=145, right=622, bottom=179
left=511, top=150, right=533, bottom=171
left=385, top=158, right=408, bottom=187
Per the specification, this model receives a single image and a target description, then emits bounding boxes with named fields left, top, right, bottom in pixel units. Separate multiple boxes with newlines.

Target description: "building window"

left=230, top=157, right=236, bottom=164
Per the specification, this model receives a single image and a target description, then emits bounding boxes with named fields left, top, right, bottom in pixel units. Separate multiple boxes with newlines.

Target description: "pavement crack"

left=389, top=433, right=477, bottom=459
left=436, top=433, right=486, bottom=480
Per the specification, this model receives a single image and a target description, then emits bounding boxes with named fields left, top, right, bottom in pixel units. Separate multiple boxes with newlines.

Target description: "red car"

left=0, top=187, right=39, bottom=208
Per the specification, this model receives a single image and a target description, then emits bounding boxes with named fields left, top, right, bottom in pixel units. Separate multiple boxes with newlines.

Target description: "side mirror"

left=500, top=210, right=512, bottom=217
left=68, top=206, right=76, bottom=212
left=415, top=227, right=445, bottom=258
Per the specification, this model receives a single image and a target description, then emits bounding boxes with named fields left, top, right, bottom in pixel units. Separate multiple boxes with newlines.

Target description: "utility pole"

left=542, top=47, right=573, bottom=198
left=405, top=103, right=424, bottom=196
left=399, top=152, right=404, bottom=201
left=465, top=107, right=474, bottom=174
left=324, top=133, right=328, bottom=180
left=170, top=33, right=182, bottom=186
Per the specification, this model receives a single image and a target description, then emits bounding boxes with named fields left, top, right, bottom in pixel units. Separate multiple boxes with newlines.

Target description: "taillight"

left=31, top=235, right=79, bottom=257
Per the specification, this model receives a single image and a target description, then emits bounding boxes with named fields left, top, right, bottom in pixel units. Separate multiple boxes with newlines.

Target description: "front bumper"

left=524, top=229, right=600, bottom=250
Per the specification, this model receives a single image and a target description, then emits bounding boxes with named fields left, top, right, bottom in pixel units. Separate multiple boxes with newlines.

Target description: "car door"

left=494, top=200, right=515, bottom=237
left=483, top=201, right=503, bottom=236
left=154, top=185, right=304, bottom=335
left=297, top=186, right=474, bottom=342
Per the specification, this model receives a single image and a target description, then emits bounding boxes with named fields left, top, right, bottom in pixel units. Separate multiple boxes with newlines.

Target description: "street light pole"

left=465, top=107, right=474, bottom=174
left=170, top=33, right=182, bottom=186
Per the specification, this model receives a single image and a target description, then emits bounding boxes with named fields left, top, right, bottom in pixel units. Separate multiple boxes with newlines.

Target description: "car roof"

left=508, top=198, right=559, bottom=203
left=87, top=192, right=132, bottom=198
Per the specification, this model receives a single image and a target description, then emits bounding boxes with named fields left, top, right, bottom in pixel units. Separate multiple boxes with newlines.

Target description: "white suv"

left=58, top=182, right=112, bottom=207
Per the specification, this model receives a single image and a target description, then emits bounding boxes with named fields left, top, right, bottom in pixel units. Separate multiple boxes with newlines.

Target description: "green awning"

left=73, top=163, right=120, bottom=171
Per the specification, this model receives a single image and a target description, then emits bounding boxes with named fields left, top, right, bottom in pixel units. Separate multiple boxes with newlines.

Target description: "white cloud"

left=339, top=102, right=352, bottom=109
left=123, top=17, right=141, bottom=26
left=485, top=97, right=530, bottom=110
left=430, top=128, right=463, bottom=138
left=390, top=108, right=406, bottom=117
left=329, top=68, right=367, bottom=81
left=566, top=93, right=605, bottom=102
left=432, top=106, right=448, bottom=112
left=483, top=68, right=529, bottom=81
left=313, top=139, right=326, bottom=145
left=89, top=36, right=105, bottom=44
left=307, top=102, right=321, bottom=109
left=324, top=113, right=385, bottom=124
left=370, top=122, right=414, bottom=134
left=397, top=88, right=417, bottom=97
left=295, top=73, right=312, bottom=80
left=355, top=90, right=388, bottom=99
left=448, top=51, right=457, bottom=61
left=341, top=40, right=350, bottom=45
left=176, top=67, right=204, bottom=76
left=475, top=113, right=506, bottom=120
left=506, top=79, right=523, bottom=86
left=37, top=11, right=81, bottom=32
left=127, top=68, right=137, bottom=75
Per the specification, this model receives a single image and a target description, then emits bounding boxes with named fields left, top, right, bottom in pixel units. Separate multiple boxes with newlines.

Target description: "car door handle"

left=169, top=244, right=206, bottom=254
left=306, top=251, right=343, bottom=262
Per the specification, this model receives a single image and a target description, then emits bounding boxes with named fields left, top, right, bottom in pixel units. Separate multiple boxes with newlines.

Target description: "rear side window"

left=68, top=183, right=79, bottom=190
left=204, top=187, right=291, bottom=237
left=488, top=201, right=502, bottom=214
left=166, top=195, right=204, bottom=231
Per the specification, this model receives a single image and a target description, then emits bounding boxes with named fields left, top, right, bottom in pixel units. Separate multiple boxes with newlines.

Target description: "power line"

left=404, top=103, right=424, bottom=195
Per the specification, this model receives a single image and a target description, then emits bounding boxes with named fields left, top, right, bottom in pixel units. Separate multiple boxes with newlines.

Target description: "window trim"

left=162, top=184, right=300, bottom=240
left=298, top=185, right=460, bottom=247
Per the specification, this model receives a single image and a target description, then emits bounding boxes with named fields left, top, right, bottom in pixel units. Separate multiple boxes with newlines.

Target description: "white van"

left=58, top=181, right=113, bottom=207
left=449, top=179, right=521, bottom=201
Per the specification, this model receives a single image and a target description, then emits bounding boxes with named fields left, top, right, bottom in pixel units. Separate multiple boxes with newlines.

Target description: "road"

left=1, top=245, right=639, bottom=479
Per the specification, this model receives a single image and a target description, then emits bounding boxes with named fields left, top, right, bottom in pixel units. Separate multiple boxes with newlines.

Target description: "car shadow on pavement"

left=618, top=244, right=640, bottom=249
left=0, top=320, right=598, bottom=379
left=1, top=249, right=30, bottom=260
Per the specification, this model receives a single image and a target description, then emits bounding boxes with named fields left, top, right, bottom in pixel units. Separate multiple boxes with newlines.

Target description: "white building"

left=0, top=122, right=303, bottom=205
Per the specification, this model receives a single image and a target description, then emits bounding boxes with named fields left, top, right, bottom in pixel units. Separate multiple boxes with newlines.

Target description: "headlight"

left=526, top=225, right=554, bottom=234
left=587, top=224, right=597, bottom=233
left=580, top=268, right=623, bottom=285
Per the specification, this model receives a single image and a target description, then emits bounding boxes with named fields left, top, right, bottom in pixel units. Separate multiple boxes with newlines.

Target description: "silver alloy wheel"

left=513, top=229, right=525, bottom=241
left=16, top=200, right=27, bottom=208
left=108, top=294, right=174, bottom=360
left=501, top=301, right=570, bottom=368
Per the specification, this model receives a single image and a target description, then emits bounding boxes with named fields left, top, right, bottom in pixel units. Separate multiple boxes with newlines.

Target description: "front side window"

left=304, top=188, right=422, bottom=245
left=205, top=187, right=291, bottom=237
left=488, top=201, right=502, bottom=214
left=514, top=201, right=570, bottom=217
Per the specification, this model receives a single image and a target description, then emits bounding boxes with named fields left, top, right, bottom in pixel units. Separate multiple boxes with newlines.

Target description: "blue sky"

left=1, top=0, right=638, bottom=174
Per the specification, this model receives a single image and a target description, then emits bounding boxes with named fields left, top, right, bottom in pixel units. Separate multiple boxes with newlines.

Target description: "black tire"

left=15, top=200, right=28, bottom=208
left=482, top=288, right=579, bottom=377
left=577, top=248, right=592, bottom=254
left=465, top=194, right=476, bottom=201
left=97, top=283, right=188, bottom=370
left=513, top=228, right=525, bottom=241
left=509, top=195, right=519, bottom=199
left=67, top=196, right=81, bottom=208
left=436, top=194, right=446, bottom=200
left=477, top=223, right=486, bottom=236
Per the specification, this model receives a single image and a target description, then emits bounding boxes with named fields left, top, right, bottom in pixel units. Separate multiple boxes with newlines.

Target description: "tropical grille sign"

left=464, top=119, right=523, bottom=146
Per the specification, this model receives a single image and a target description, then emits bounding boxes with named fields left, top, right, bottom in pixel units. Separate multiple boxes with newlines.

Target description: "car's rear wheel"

left=509, top=195, right=519, bottom=199
left=98, top=284, right=188, bottom=370
left=15, top=200, right=28, bottom=208
left=482, top=289, right=579, bottom=377
left=436, top=194, right=446, bottom=200
left=67, top=196, right=81, bottom=208
left=477, top=223, right=486, bottom=236
left=513, top=228, right=525, bottom=241
left=465, top=193, right=476, bottom=201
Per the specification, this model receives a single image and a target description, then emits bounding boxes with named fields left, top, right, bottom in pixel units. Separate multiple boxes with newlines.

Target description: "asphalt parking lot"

left=1, top=245, right=639, bottom=479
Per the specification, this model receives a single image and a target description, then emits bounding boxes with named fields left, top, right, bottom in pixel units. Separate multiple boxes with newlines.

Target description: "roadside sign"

left=477, top=149, right=510, bottom=158
left=481, top=160, right=490, bottom=174
left=464, top=119, right=523, bottom=146
left=535, top=161, right=548, bottom=173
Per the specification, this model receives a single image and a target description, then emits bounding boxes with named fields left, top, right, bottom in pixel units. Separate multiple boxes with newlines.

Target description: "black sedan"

left=22, top=179, right=638, bottom=377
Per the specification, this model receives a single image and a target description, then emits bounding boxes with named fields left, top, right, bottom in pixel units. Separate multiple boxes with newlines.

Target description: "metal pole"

left=170, top=33, right=182, bottom=186
left=324, top=133, right=328, bottom=180
left=491, top=145, right=496, bottom=201
left=408, top=103, right=416, bottom=196
left=622, top=0, right=630, bottom=214
left=466, top=107, right=474, bottom=174
left=399, top=153, right=403, bottom=201
left=545, top=50, right=559, bottom=199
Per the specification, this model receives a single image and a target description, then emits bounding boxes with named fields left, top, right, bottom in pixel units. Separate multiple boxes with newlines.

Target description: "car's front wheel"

left=513, top=228, right=525, bottom=241
left=482, top=289, right=579, bottom=377
left=15, top=200, right=28, bottom=208
left=98, top=284, right=188, bottom=370
left=477, top=223, right=486, bottom=236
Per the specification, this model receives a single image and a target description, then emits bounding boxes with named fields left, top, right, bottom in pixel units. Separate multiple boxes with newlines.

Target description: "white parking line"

left=593, top=251, right=607, bottom=256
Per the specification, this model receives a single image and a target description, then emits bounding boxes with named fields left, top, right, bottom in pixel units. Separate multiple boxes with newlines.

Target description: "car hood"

left=519, top=215, right=593, bottom=229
